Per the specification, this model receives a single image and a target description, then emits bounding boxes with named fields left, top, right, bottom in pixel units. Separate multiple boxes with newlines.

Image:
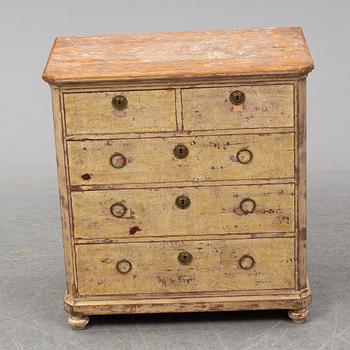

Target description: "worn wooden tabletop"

left=43, top=27, right=313, bottom=84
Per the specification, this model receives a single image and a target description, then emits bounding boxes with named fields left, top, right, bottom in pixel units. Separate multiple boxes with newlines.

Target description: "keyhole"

left=230, top=91, right=245, bottom=105
left=174, top=144, right=189, bottom=159
left=112, top=95, right=127, bottom=110
left=176, top=195, right=190, bottom=209
left=178, top=251, right=193, bottom=265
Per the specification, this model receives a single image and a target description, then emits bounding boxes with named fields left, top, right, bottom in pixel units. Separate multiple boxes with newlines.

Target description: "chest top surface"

left=43, top=27, right=313, bottom=85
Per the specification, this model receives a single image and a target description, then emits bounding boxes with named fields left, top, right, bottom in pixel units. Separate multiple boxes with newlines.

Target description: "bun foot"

left=288, top=307, right=309, bottom=323
left=68, top=314, right=89, bottom=330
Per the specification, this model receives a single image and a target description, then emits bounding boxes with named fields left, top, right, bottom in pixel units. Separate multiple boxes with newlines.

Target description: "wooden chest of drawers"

left=43, top=27, right=313, bottom=329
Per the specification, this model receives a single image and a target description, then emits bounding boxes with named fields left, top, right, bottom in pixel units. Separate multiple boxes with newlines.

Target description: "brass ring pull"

left=175, top=195, right=191, bottom=209
left=173, top=144, right=189, bottom=159
left=230, top=90, right=245, bottom=105
left=178, top=251, right=193, bottom=265
left=112, top=95, right=128, bottom=110
left=110, top=202, right=127, bottom=218
left=237, top=149, right=253, bottom=164
left=240, top=198, right=256, bottom=214
left=116, top=259, right=132, bottom=274
left=110, top=153, right=127, bottom=169
left=239, top=255, right=255, bottom=270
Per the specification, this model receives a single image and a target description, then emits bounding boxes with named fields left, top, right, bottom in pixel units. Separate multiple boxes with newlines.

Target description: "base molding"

left=64, top=281, right=311, bottom=320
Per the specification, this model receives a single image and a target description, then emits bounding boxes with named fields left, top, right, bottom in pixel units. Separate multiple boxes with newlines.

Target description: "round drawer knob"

left=230, top=90, right=245, bottom=105
left=173, top=144, right=189, bottom=159
left=178, top=251, right=193, bottom=265
left=240, top=198, right=256, bottom=214
left=175, top=195, right=191, bottom=209
left=239, top=255, right=255, bottom=270
left=237, top=149, right=253, bottom=164
left=110, top=153, right=127, bottom=169
left=110, top=202, right=127, bottom=218
left=116, top=259, right=132, bottom=274
left=112, top=95, right=128, bottom=110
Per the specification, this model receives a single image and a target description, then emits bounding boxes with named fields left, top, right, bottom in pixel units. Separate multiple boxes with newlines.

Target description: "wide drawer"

left=72, top=183, right=295, bottom=239
left=76, top=237, right=295, bottom=296
left=182, top=85, right=294, bottom=131
left=64, top=90, right=176, bottom=135
left=68, top=133, right=294, bottom=186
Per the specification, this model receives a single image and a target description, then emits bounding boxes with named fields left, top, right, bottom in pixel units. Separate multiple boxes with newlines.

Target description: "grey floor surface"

left=1, top=171, right=349, bottom=350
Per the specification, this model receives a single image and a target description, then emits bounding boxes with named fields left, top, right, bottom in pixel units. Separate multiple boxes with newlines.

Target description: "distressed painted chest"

left=42, top=27, right=314, bottom=329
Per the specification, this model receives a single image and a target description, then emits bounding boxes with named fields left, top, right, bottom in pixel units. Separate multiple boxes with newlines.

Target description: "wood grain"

left=64, top=90, right=176, bottom=135
left=67, top=133, right=294, bottom=186
left=182, top=84, right=294, bottom=130
left=75, top=237, right=295, bottom=296
left=43, top=27, right=313, bottom=85
left=71, top=183, right=295, bottom=239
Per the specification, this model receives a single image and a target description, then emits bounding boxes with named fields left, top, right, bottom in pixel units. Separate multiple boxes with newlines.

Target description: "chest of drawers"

left=43, top=27, right=313, bottom=329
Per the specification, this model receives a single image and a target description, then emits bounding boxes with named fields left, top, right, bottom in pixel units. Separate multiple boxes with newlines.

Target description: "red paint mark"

left=129, top=226, right=142, bottom=235
left=81, top=173, right=91, bottom=180
left=232, top=207, right=245, bottom=216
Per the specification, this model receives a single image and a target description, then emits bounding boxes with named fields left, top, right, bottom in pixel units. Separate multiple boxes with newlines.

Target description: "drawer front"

left=72, top=183, right=294, bottom=239
left=76, top=238, right=295, bottom=296
left=68, top=133, right=294, bottom=186
left=64, top=90, right=176, bottom=135
left=182, top=85, right=294, bottom=131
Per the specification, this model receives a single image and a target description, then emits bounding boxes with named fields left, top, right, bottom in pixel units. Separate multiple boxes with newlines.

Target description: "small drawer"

left=64, top=89, right=176, bottom=135
left=72, top=183, right=295, bottom=239
left=182, top=85, right=294, bottom=131
left=76, top=237, right=295, bottom=296
left=67, top=132, right=294, bottom=186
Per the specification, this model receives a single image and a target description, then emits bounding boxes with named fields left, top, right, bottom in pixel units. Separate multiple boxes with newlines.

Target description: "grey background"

left=1, top=1, right=350, bottom=349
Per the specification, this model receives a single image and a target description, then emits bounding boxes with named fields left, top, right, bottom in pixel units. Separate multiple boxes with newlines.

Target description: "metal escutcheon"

left=110, top=202, right=127, bottom=218
left=237, top=149, right=253, bottom=164
left=178, top=251, right=193, bottom=265
left=230, top=90, right=245, bottom=105
left=175, top=195, right=191, bottom=209
left=173, top=144, right=189, bottom=159
left=240, top=198, right=256, bottom=214
left=112, top=95, right=128, bottom=110
left=239, top=255, right=255, bottom=270
left=110, top=153, right=127, bottom=169
left=116, top=259, right=132, bottom=274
